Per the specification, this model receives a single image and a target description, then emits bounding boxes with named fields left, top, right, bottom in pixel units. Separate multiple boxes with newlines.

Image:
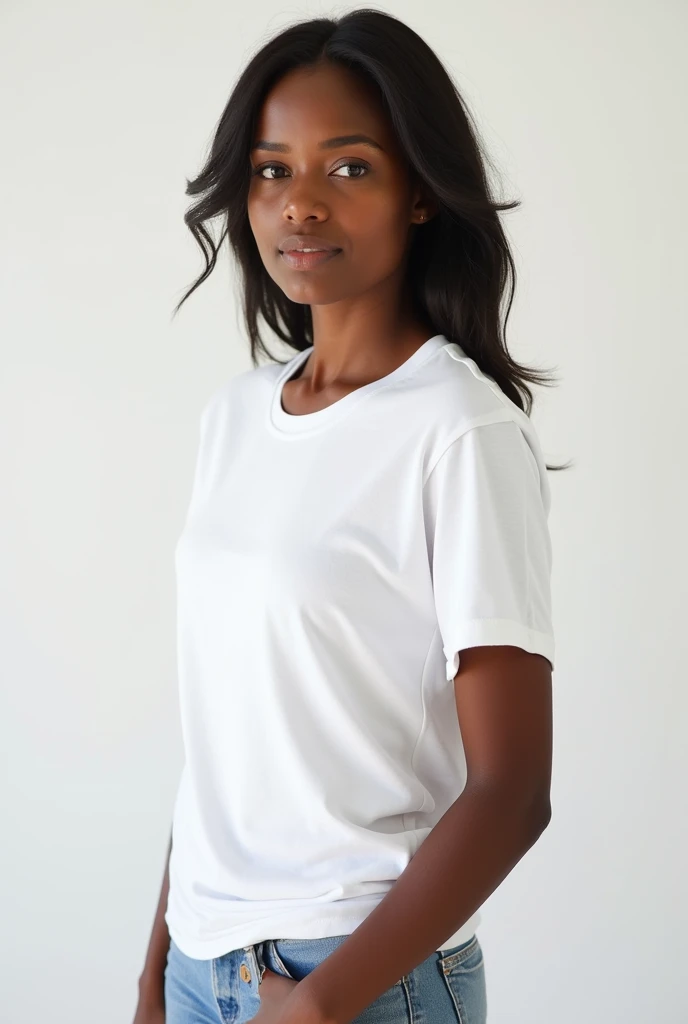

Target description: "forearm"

left=296, top=782, right=551, bottom=1024
left=138, top=830, right=173, bottom=1006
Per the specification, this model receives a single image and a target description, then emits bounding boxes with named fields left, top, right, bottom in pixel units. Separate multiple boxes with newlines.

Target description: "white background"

left=1, top=2, right=686, bottom=1022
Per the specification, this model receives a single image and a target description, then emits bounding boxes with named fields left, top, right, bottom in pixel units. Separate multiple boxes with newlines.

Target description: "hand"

left=250, top=968, right=329, bottom=1024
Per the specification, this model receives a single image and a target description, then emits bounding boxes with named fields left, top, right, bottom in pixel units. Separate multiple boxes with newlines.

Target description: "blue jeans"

left=164, top=932, right=487, bottom=1023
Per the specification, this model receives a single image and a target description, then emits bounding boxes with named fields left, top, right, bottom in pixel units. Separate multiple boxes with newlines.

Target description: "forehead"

left=253, top=63, right=393, bottom=147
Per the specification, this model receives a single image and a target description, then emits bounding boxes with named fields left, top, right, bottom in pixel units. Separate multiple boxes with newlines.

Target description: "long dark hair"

left=172, top=9, right=570, bottom=471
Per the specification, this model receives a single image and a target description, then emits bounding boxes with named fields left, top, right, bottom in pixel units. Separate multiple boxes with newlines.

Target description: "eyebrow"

left=251, top=134, right=384, bottom=154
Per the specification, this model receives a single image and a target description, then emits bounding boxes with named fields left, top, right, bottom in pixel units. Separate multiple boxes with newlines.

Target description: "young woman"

left=134, top=10, right=568, bottom=1024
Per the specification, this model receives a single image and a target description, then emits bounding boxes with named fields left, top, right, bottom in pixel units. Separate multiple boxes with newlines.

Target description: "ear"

left=410, top=188, right=437, bottom=225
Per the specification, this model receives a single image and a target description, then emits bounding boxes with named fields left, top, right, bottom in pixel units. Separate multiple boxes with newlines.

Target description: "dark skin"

left=252, top=651, right=552, bottom=1024
left=247, top=62, right=439, bottom=413
left=132, top=61, right=552, bottom=1024
left=137, top=60, right=553, bottom=1024
left=244, top=61, right=553, bottom=1024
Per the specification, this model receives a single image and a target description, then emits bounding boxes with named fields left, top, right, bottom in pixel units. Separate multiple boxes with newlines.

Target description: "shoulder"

left=422, top=342, right=529, bottom=441
left=422, top=342, right=551, bottom=512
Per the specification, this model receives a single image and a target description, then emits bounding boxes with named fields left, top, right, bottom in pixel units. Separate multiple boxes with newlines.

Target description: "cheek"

left=247, top=204, right=278, bottom=258
left=352, top=216, right=409, bottom=275
left=246, top=196, right=261, bottom=231
left=247, top=189, right=273, bottom=227
left=348, top=191, right=409, bottom=245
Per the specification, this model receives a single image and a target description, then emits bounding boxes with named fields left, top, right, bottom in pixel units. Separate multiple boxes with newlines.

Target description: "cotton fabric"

left=165, top=333, right=555, bottom=960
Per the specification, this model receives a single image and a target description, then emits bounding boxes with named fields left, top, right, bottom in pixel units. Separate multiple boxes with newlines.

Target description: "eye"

left=250, top=161, right=369, bottom=180
left=251, top=163, right=286, bottom=180
left=331, top=161, right=369, bottom=178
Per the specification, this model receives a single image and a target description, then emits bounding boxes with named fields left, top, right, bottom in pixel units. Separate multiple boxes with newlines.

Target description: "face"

left=247, top=62, right=428, bottom=307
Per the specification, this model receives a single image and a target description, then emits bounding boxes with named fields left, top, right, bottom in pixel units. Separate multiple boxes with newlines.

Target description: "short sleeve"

left=423, top=417, right=555, bottom=679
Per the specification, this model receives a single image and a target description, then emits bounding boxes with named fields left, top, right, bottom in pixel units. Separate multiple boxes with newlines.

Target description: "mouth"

left=278, top=248, right=343, bottom=270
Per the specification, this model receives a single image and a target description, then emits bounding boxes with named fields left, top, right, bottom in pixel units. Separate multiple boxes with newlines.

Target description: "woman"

left=134, top=10, right=568, bottom=1024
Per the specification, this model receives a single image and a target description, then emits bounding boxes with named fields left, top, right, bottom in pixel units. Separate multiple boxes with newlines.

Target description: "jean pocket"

left=267, top=936, right=350, bottom=983
left=437, top=937, right=487, bottom=1024
left=438, top=935, right=483, bottom=971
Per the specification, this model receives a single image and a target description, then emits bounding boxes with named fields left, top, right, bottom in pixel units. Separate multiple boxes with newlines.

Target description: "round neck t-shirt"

left=164, top=333, right=555, bottom=961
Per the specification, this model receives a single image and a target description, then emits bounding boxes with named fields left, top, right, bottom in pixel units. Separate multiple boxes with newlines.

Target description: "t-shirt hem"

left=166, top=908, right=481, bottom=961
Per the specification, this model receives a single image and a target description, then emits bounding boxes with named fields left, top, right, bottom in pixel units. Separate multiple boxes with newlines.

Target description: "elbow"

left=527, top=795, right=552, bottom=837
left=496, top=780, right=552, bottom=839
left=466, top=776, right=552, bottom=840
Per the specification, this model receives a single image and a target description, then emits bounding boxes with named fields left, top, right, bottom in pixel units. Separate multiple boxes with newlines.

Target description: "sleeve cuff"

left=443, top=618, right=555, bottom=679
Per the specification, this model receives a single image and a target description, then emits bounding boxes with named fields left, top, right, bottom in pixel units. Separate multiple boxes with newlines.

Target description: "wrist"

left=286, top=979, right=339, bottom=1024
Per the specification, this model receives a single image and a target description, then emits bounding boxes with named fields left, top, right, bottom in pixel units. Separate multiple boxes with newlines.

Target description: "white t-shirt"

left=164, top=333, right=555, bottom=960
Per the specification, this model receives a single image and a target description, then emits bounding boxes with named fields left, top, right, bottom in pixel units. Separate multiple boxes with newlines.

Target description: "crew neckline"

left=268, top=334, right=449, bottom=435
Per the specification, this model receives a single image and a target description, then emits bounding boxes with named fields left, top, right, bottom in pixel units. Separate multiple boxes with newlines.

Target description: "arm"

left=290, top=644, right=553, bottom=1024
left=137, top=830, right=173, bottom=1008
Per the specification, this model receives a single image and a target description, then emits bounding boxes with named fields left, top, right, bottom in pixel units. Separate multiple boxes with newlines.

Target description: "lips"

left=279, top=234, right=342, bottom=253
left=279, top=248, right=343, bottom=270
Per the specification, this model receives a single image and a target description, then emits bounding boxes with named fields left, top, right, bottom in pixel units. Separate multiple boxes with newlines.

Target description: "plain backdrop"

left=1, top=2, right=686, bottom=1022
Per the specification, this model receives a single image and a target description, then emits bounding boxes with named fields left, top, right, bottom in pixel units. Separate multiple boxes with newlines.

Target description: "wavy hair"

left=172, top=9, right=570, bottom=471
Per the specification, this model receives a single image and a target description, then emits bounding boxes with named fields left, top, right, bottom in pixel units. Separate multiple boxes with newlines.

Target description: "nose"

left=284, top=204, right=326, bottom=224
left=282, top=185, right=328, bottom=224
